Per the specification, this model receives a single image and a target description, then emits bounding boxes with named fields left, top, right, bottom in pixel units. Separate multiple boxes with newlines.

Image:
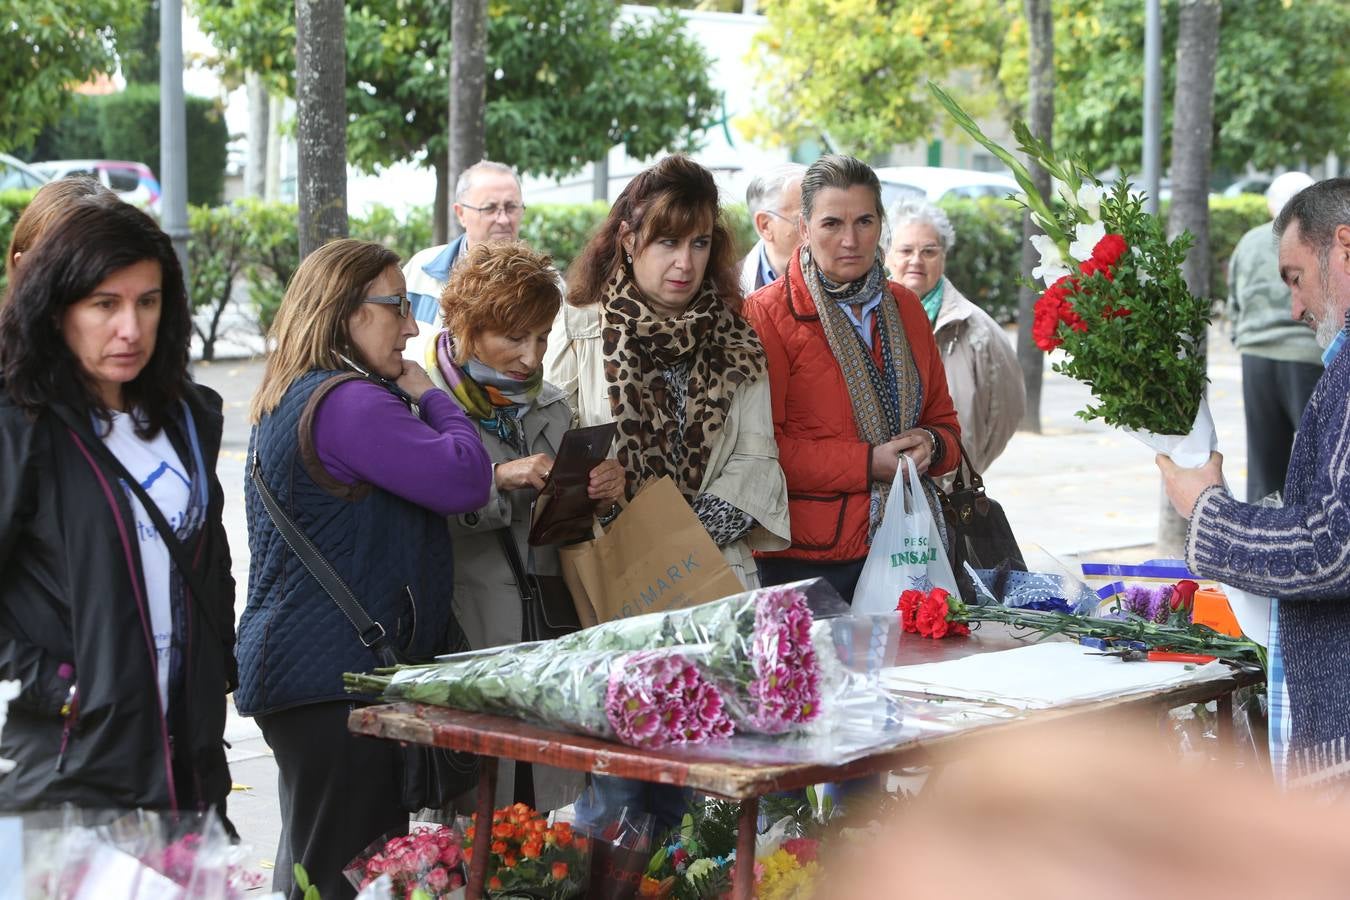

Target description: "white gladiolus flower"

left=1069, top=220, right=1107, bottom=263
left=1030, top=234, right=1072, bottom=284
left=1076, top=183, right=1104, bottom=220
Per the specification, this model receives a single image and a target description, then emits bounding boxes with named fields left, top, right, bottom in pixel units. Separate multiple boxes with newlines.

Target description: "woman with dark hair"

left=0, top=199, right=237, bottom=821
left=743, top=154, right=961, bottom=604
left=241, top=238, right=493, bottom=900
left=545, top=154, right=789, bottom=833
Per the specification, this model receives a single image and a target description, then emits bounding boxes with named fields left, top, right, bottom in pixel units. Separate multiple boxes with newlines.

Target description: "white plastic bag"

left=853, top=456, right=960, bottom=614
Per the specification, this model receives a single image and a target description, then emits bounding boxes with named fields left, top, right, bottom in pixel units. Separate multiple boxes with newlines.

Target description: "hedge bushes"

left=24, top=87, right=230, bottom=207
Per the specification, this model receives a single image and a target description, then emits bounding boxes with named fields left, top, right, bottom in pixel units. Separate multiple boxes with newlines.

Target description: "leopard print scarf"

left=601, top=267, right=765, bottom=502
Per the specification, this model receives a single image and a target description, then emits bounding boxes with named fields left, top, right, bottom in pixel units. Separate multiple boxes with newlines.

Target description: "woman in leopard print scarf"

left=546, top=154, right=790, bottom=838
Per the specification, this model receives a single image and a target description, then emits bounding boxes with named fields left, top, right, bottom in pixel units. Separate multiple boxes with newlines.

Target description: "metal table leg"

left=466, top=756, right=499, bottom=898
left=732, top=796, right=760, bottom=900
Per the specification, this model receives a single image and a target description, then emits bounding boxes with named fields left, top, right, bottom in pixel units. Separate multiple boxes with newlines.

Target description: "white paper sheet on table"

left=880, top=642, right=1226, bottom=710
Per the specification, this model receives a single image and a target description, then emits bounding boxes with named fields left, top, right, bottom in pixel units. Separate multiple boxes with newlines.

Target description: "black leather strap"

left=497, top=527, right=538, bottom=605
left=53, top=406, right=226, bottom=649
left=250, top=453, right=396, bottom=664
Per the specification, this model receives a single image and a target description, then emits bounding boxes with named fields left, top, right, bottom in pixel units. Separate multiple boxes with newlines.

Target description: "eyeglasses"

left=763, top=209, right=800, bottom=228
left=891, top=245, right=945, bottom=262
left=459, top=202, right=526, bottom=219
left=364, top=293, right=411, bottom=318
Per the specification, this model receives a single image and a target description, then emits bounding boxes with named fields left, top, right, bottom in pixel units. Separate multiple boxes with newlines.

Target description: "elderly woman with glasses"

left=885, top=200, right=1025, bottom=478
left=239, top=240, right=493, bottom=900
left=743, top=155, right=961, bottom=605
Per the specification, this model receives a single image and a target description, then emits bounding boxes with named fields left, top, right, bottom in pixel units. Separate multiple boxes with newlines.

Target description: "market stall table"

left=348, top=623, right=1262, bottom=899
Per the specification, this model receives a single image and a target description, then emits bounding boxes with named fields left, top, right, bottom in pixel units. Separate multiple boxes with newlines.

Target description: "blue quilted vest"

left=235, top=370, right=462, bottom=716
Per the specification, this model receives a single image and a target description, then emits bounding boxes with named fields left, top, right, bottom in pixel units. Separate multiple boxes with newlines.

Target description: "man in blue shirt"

left=740, top=163, right=806, bottom=294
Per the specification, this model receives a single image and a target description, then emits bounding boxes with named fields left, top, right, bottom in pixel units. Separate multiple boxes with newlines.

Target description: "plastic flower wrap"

left=348, top=646, right=733, bottom=749
left=930, top=82, right=1214, bottom=460
left=343, top=824, right=466, bottom=897
left=462, top=803, right=589, bottom=899
left=548, top=582, right=823, bottom=735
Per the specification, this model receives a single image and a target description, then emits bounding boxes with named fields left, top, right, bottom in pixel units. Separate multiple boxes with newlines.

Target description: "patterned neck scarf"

left=797, top=245, right=923, bottom=536
left=600, top=266, right=765, bottom=502
left=429, top=329, right=542, bottom=454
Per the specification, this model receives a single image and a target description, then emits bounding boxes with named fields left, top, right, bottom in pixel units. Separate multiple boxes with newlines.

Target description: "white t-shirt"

left=101, top=412, right=191, bottom=715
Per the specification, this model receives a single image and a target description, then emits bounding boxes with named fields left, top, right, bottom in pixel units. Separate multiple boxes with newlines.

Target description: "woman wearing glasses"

left=884, top=200, right=1025, bottom=478
left=239, top=239, right=493, bottom=900
left=743, top=155, right=961, bottom=604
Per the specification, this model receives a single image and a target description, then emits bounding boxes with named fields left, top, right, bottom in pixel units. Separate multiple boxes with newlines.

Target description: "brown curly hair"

left=440, top=241, right=561, bottom=364
left=565, top=155, right=744, bottom=312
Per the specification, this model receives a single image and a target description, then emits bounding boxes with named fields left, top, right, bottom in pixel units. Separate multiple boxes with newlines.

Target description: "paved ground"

left=192, top=324, right=1252, bottom=880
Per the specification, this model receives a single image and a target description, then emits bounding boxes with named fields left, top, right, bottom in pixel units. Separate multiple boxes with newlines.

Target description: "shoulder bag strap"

left=51, top=406, right=226, bottom=648
left=249, top=452, right=396, bottom=664
left=496, top=527, right=540, bottom=605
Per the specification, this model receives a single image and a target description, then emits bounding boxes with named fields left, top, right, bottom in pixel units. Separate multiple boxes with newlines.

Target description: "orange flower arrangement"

left=464, top=803, right=589, bottom=898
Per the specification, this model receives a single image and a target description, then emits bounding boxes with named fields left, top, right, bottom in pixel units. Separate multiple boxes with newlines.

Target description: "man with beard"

left=1158, top=177, right=1350, bottom=787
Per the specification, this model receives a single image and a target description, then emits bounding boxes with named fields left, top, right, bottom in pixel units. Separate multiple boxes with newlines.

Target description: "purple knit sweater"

left=311, top=379, right=492, bottom=517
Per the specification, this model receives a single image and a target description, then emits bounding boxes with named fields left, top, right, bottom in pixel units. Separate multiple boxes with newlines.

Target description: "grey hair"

left=454, top=160, right=521, bottom=203
left=884, top=199, right=957, bottom=253
left=745, top=163, right=808, bottom=216
left=1273, top=177, right=1350, bottom=266
left=800, top=154, right=883, bottom=222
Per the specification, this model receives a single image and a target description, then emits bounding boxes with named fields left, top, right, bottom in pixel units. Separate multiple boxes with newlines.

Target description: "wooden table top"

left=348, top=622, right=1262, bottom=800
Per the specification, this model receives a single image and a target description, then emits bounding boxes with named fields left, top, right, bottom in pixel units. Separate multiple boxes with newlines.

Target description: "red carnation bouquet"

left=931, top=83, right=1214, bottom=463
left=898, top=586, right=970, bottom=640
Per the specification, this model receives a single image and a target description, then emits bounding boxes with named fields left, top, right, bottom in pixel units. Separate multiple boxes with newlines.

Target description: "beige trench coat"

left=543, top=302, right=791, bottom=587
left=427, top=362, right=585, bottom=812
left=934, top=278, right=1026, bottom=479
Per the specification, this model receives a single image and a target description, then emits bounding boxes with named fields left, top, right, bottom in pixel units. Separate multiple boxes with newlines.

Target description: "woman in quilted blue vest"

left=240, top=239, right=493, bottom=900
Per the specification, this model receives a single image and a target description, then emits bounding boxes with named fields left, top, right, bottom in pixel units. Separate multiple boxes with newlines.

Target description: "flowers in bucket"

left=463, top=803, right=589, bottom=899
left=757, top=838, right=822, bottom=900
left=929, top=82, right=1213, bottom=454
left=343, top=825, right=466, bottom=898
left=898, top=587, right=970, bottom=640
left=347, top=646, right=732, bottom=750
left=551, top=583, right=823, bottom=735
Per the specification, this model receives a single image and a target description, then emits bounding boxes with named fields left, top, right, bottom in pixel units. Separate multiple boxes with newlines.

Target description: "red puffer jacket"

left=743, top=254, right=961, bottom=563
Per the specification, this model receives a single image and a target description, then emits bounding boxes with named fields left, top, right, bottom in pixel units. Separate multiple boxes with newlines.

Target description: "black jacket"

left=0, top=382, right=237, bottom=812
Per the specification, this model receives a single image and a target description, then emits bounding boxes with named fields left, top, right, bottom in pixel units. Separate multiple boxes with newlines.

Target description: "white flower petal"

left=1069, top=220, right=1107, bottom=263
left=1076, top=183, right=1104, bottom=220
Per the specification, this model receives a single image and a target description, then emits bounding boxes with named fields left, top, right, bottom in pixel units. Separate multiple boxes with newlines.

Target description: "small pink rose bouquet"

left=344, top=825, right=468, bottom=898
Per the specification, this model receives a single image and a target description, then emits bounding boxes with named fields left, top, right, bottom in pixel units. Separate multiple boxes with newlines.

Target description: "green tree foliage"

left=1048, top=0, right=1350, bottom=173
left=743, top=0, right=1016, bottom=156
left=196, top=0, right=720, bottom=191
left=0, top=0, right=139, bottom=151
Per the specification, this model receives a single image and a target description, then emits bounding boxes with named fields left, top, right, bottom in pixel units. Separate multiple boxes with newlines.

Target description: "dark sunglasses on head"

left=364, top=293, right=411, bottom=318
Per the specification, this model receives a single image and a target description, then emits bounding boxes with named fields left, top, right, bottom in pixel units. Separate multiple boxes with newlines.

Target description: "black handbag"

left=251, top=454, right=477, bottom=813
left=936, top=443, right=1027, bottom=586
left=497, top=529, right=582, bottom=641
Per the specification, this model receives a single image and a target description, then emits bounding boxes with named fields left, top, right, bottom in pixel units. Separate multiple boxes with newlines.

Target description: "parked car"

left=0, top=153, right=49, bottom=192
left=1221, top=175, right=1274, bottom=198
left=874, top=166, right=1019, bottom=209
left=31, top=160, right=162, bottom=213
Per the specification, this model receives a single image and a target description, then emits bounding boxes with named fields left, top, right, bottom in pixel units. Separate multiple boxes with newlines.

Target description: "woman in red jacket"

left=743, top=154, right=961, bottom=603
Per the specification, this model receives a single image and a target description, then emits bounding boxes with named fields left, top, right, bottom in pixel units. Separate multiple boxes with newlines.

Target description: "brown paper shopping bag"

left=558, top=475, right=743, bottom=626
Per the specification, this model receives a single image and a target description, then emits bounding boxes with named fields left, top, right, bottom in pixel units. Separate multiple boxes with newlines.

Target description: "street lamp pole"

left=1142, top=0, right=1163, bottom=216
left=160, top=0, right=190, bottom=280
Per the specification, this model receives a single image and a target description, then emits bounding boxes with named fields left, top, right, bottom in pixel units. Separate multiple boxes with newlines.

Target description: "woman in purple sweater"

left=240, top=239, right=492, bottom=900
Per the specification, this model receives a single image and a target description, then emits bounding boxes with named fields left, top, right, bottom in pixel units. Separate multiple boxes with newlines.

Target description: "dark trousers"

left=1242, top=354, right=1322, bottom=502
left=257, top=701, right=408, bottom=900
left=757, top=556, right=866, bottom=605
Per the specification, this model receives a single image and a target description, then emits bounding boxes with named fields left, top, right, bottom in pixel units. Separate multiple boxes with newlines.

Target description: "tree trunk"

left=295, top=0, right=348, bottom=260
left=433, top=151, right=450, bottom=246
left=246, top=71, right=269, bottom=199
left=449, top=0, right=487, bottom=241
left=1159, top=0, right=1221, bottom=556
left=1017, top=0, right=1054, bottom=433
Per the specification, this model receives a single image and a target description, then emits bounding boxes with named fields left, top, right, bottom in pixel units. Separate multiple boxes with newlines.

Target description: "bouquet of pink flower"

left=348, top=645, right=733, bottom=749
left=548, top=582, right=824, bottom=735
left=344, top=825, right=467, bottom=898
left=930, top=82, right=1214, bottom=462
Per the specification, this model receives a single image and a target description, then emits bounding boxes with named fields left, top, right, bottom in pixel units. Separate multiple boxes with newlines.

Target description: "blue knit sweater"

left=1187, top=323, right=1350, bottom=757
